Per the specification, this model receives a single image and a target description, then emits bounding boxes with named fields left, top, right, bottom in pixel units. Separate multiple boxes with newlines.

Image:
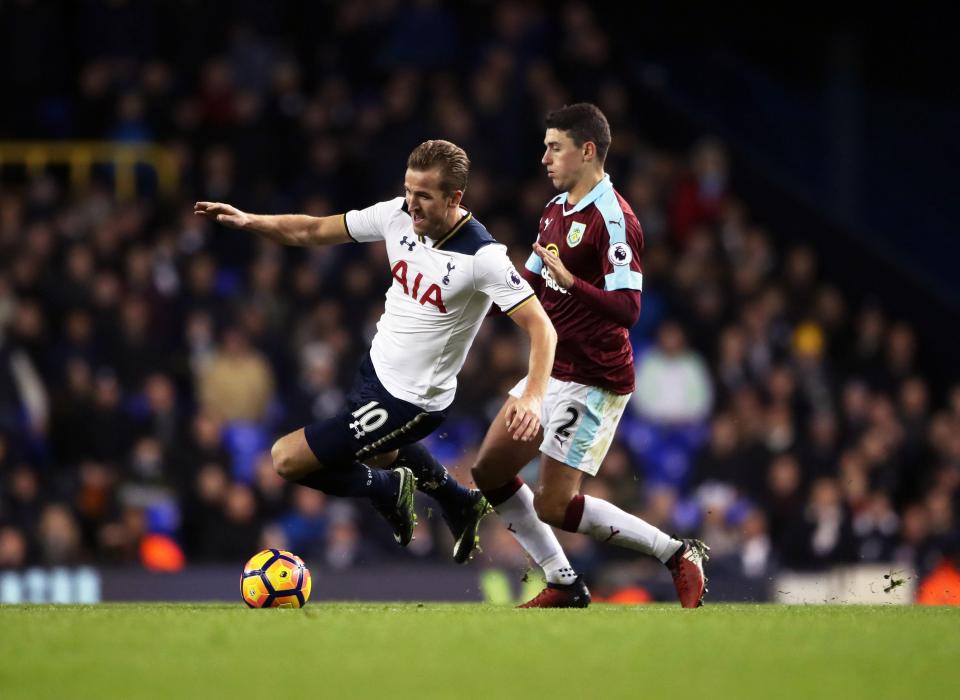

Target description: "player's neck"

left=444, top=206, right=467, bottom=229
left=565, top=170, right=605, bottom=207
left=429, top=206, right=467, bottom=239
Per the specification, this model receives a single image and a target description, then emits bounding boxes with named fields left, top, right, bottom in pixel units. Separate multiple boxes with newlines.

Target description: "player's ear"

left=448, top=189, right=464, bottom=208
left=583, top=141, right=597, bottom=163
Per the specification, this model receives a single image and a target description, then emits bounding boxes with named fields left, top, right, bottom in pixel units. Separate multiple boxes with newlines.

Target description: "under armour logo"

left=442, top=261, right=455, bottom=285
left=400, top=236, right=416, bottom=252
left=603, top=526, right=621, bottom=543
left=608, top=217, right=623, bottom=227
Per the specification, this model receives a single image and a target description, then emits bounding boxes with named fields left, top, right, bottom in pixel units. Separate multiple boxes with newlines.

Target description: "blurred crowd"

left=1, top=1, right=958, bottom=594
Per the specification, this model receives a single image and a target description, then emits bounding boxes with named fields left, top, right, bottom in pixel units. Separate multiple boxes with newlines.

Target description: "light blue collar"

left=559, top=174, right=612, bottom=214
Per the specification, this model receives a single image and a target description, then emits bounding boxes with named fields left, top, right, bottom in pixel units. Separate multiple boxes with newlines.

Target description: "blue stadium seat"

left=222, top=421, right=271, bottom=484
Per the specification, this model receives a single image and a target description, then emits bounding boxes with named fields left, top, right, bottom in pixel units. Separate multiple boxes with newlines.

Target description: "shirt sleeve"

left=524, top=250, right=544, bottom=275
left=569, top=280, right=641, bottom=328
left=599, top=215, right=644, bottom=292
left=343, top=197, right=404, bottom=243
left=474, top=244, right=536, bottom=315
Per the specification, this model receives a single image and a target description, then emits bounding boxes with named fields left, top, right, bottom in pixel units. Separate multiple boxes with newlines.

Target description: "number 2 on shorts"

left=556, top=406, right=579, bottom=440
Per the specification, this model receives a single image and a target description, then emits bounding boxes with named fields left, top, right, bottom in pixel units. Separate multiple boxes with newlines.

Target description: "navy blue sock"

left=395, top=443, right=473, bottom=512
left=296, top=462, right=398, bottom=507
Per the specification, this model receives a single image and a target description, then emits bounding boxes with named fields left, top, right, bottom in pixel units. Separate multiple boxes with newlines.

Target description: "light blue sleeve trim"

left=595, top=189, right=626, bottom=244
left=525, top=251, right=543, bottom=274
left=595, top=189, right=639, bottom=290
left=604, top=270, right=643, bottom=291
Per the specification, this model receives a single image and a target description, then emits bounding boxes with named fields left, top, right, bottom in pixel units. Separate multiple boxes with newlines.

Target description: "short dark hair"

left=407, top=139, right=470, bottom=194
left=545, top=103, right=611, bottom=163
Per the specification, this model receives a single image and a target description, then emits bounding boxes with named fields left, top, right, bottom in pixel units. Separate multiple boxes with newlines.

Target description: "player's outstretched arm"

left=193, top=202, right=351, bottom=247
left=505, top=298, right=557, bottom=441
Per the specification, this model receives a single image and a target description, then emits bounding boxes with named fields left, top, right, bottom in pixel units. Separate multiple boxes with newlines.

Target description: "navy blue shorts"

left=303, top=354, right=447, bottom=467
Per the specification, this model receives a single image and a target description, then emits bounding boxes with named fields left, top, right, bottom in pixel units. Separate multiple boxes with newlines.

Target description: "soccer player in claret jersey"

left=195, top=140, right=556, bottom=563
left=472, top=104, right=709, bottom=607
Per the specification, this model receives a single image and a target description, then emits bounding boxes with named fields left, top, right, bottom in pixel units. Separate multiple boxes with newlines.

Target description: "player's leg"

left=271, top=427, right=417, bottom=544
left=285, top=353, right=457, bottom=545
left=387, top=442, right=490, bottom=563
left=471, top=398, right=543, bottom=492
left=356, top=437, right=489, bottom=561
left=271, top=428, right=396, bottom=499
left=337, top=354, right=485, bottom=553
left=364, top=450, right=398, bottom=469
left=547, top=462, right=709, bottom=607
left=536, top=454, right=682, bottom=560
left=472, top=388, right=579, bottom=588
left=502, top=453, right=589, bottom=608
left=531, top=384, right=709, bottom=608
left=366, top=444, right=477, bottom=512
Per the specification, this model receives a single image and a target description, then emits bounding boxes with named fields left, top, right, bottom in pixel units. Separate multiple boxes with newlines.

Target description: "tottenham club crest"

left=442, top=261, right=455, bottom=286
left=608, top=242, right=632, bottom=266
left=506, top=267, right=525, bottom=290
left=567, top=221, right=586, bottom=248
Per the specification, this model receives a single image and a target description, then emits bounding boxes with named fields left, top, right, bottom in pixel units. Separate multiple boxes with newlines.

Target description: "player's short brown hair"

left=407, top=140, right=470, bottom=195
left=545, top=103, right=611, bottom=163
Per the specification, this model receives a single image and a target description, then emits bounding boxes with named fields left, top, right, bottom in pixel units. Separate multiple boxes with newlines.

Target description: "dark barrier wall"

left=0, top=565, right=771, bottom=604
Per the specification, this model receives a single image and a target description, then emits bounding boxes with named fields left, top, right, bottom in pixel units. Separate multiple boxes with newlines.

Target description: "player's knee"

left=470, top=456, right=495, bottom=491
left=271, top=438, right=300, bottom=481
left=532, top=491, right=566, bottom=528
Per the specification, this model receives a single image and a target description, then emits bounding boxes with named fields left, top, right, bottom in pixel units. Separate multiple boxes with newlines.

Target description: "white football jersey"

left=344, top=197, right=534, bottom=411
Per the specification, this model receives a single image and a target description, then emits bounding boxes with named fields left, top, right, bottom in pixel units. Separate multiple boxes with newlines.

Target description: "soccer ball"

left=241, top=549, right=312, bottom=608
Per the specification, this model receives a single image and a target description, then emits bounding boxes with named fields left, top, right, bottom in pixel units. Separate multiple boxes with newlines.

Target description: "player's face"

left=542, top=128, right=587, bottom=192
left=404, top=168, right=461, bottom=236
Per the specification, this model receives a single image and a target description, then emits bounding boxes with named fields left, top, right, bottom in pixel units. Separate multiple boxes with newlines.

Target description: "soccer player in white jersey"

left=195, top=140, right=556, bottom=562
left=471, top=104, right=709, bottom=607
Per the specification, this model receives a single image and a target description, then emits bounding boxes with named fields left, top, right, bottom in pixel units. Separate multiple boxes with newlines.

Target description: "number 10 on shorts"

left=349, top=401, right=389, bottom=439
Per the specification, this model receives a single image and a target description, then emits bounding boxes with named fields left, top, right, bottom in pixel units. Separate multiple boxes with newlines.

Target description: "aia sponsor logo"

left=391, top=261, right=447, bottom=312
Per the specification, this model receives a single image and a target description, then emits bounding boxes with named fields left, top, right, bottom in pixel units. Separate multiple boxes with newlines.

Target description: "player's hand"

left=194, top=201, right=251, bottom=229
left=505, top=394, right=542, bottom=442
left=533, top=241, right=575, bottom=289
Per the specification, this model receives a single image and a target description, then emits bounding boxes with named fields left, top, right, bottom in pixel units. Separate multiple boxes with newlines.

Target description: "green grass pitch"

left=1, top=603, right=957, bottom=699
